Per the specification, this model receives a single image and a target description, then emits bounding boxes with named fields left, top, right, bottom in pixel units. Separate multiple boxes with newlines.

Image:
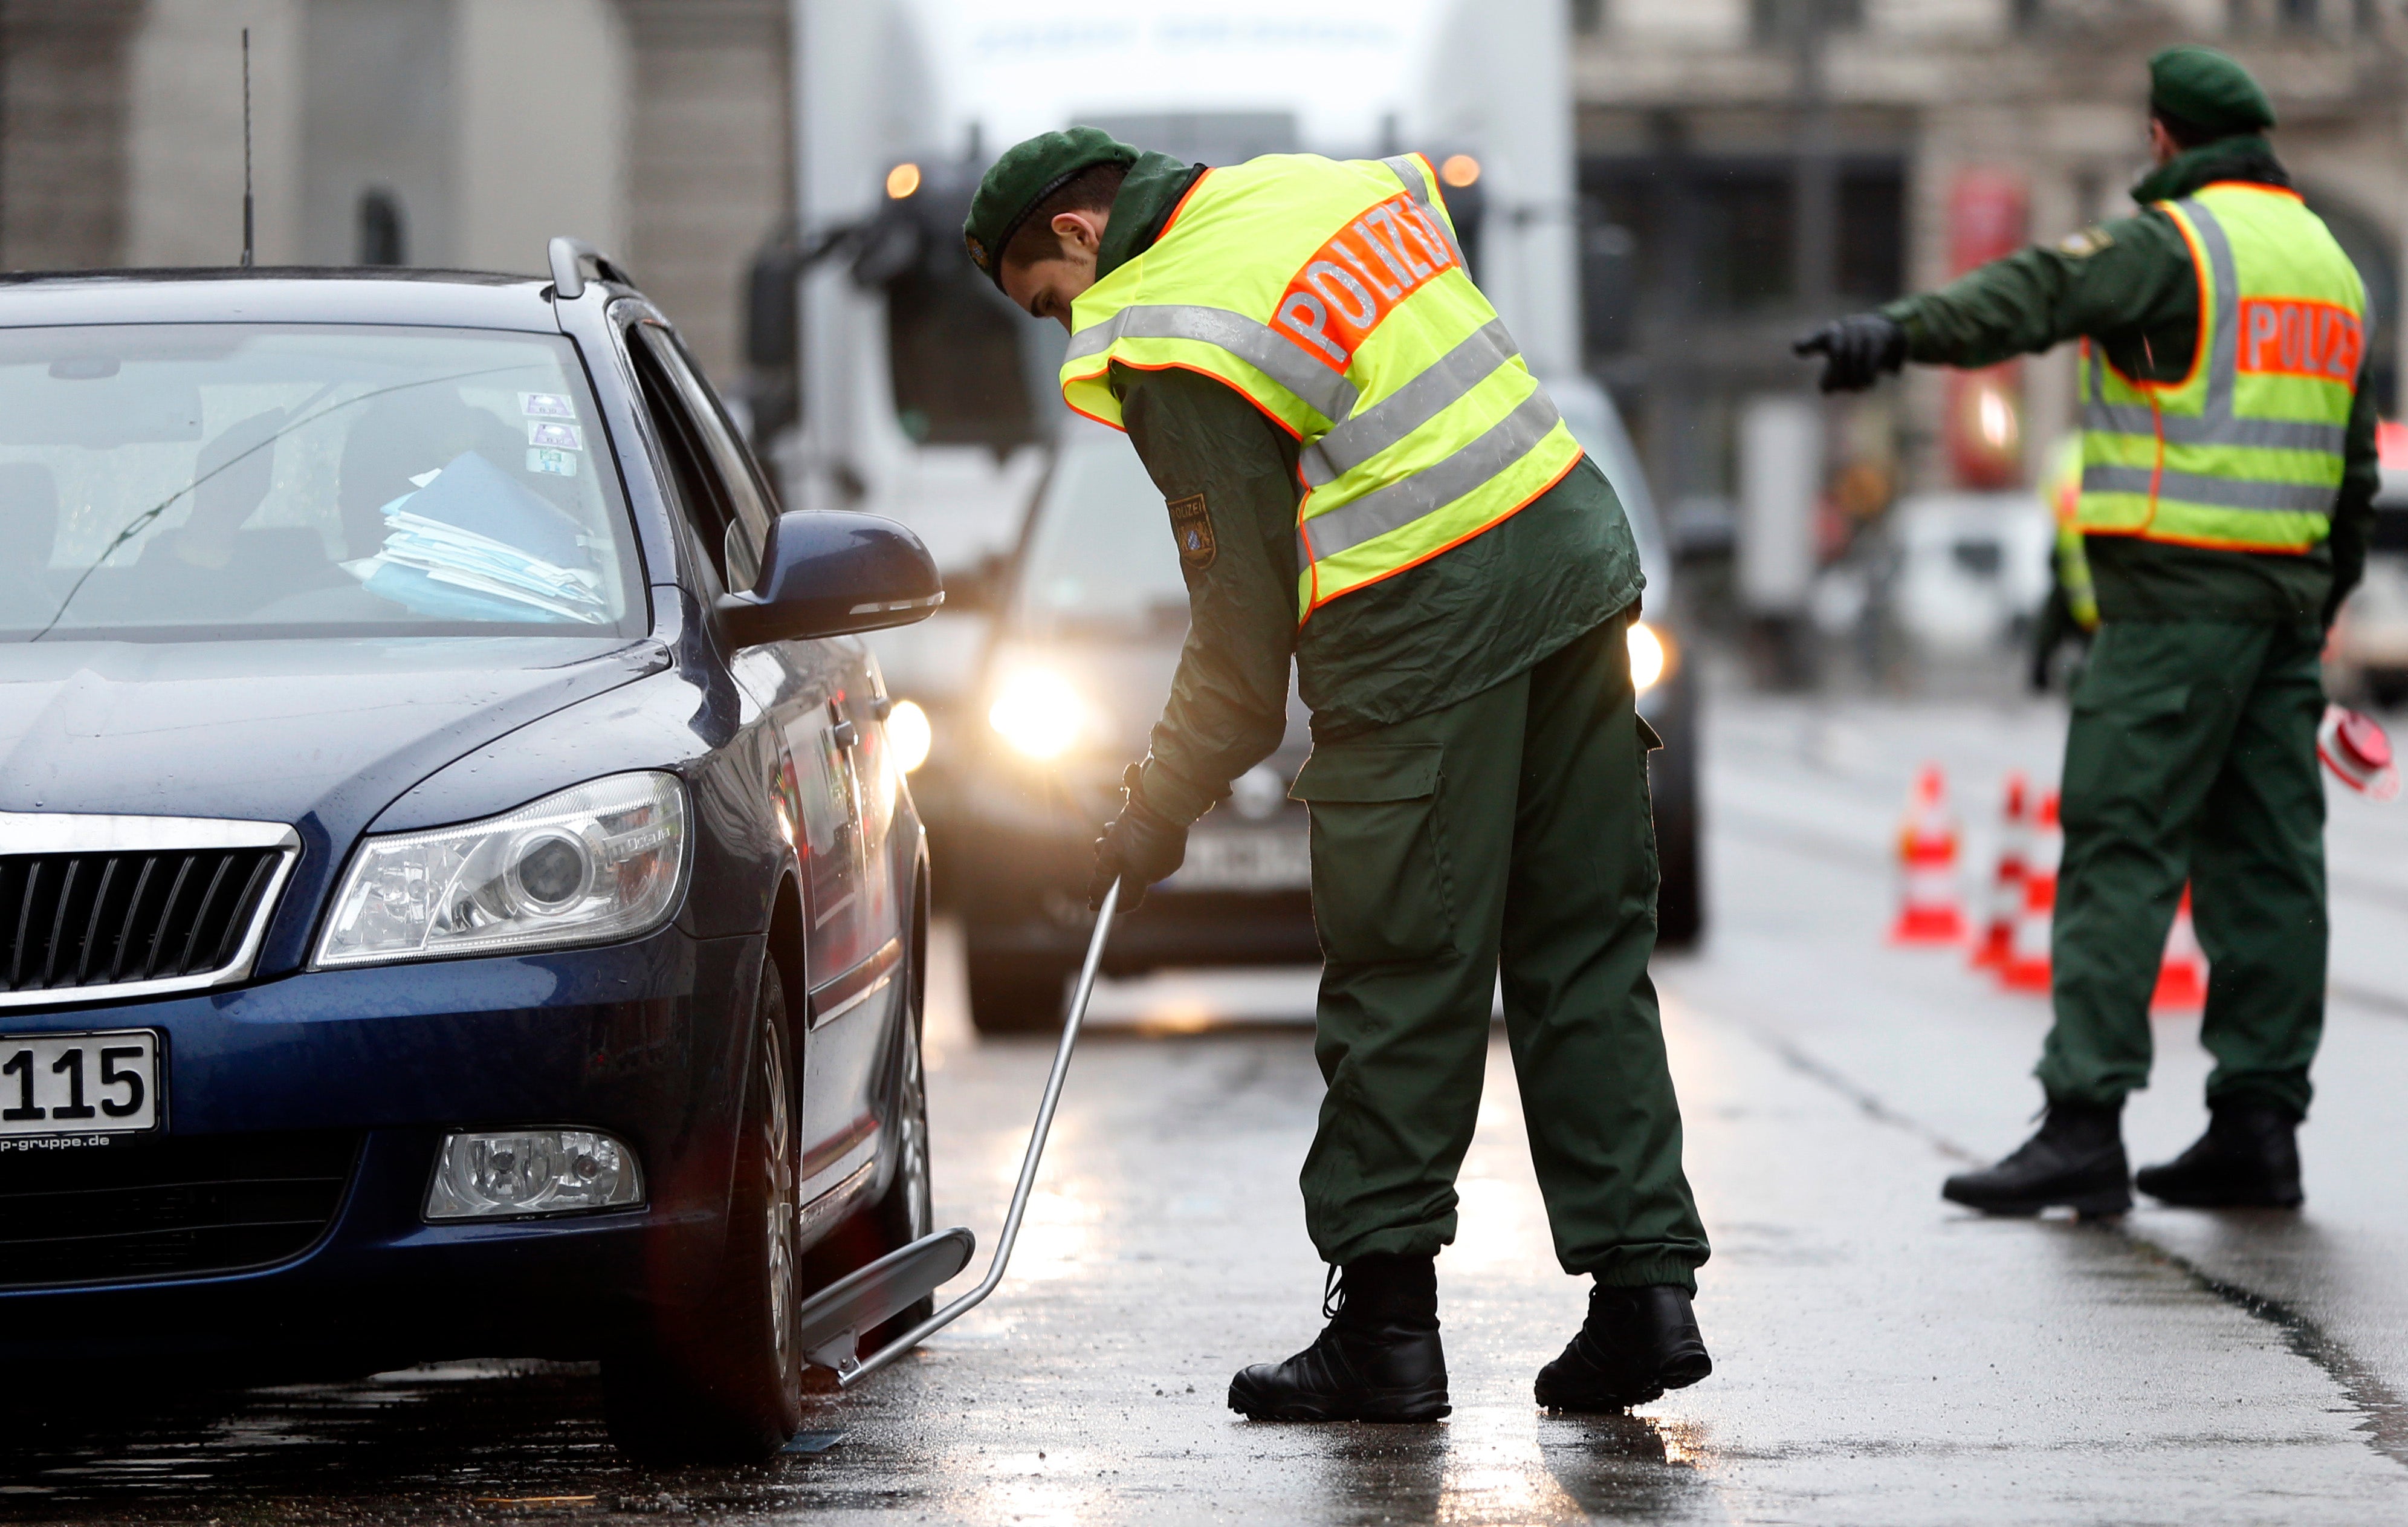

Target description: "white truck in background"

left=762, top=0, right=1706, bottom=942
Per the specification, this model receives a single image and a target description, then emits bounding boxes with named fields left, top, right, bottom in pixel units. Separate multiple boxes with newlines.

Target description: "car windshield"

left=1011, top=428, right=1189, bottom=640
left=0, top=323, right=643, bottom=642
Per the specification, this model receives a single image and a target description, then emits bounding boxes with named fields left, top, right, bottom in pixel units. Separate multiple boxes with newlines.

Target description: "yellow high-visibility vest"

left=2077, top=181, right=2364, bottom=553
left=1060, top=152, right=1584, bottom=618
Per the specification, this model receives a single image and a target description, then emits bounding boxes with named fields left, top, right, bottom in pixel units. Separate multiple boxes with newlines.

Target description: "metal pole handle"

left=838, top=878, right=1121, bottom=1386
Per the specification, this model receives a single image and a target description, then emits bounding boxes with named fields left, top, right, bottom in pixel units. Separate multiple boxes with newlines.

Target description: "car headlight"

left=887, top=698, right=933, bottom=773
left=1629, top=619, right=1674, bottom=693
left=988, top=669, right=1087, bottom=760
left=315, top=771, right=686, bottom=967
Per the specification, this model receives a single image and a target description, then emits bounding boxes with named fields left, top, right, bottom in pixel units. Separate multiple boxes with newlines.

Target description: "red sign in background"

left=1944, top=169, right=2029, bottom=488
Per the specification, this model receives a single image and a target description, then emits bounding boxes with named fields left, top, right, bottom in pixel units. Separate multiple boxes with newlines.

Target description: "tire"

left=1646, top=679, right=1706, bottom=950
left=965, top=948, right=1071, bottom=1035
left=863, top=994, right=935, bottom=1349
left=604, top=961, right=803, bottom=1463
left=1654, top=792, right=1703, bottom=948
left=795, top=893, right=937, bottom=1364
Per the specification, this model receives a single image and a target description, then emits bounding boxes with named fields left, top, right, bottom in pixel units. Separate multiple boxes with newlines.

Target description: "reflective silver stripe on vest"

left=1067, top=303, right=1361, bottom=423
left=1381, top=154, right=1469, bottom=270
left=1299, top=386, right=1562, bottom=564
left=1299, top=319, right=1521, bottom=487
left=2083, top=395, right=2346, bottom=453
left=2080, top=463, right=2338, bottom=513
left=2083, top=196, right=2348, bottom=460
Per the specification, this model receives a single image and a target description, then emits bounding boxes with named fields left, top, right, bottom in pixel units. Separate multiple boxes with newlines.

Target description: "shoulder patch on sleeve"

left=2057, top=226, right=2114, bottom=259
left=1167, top=492, right=1216, bottom=570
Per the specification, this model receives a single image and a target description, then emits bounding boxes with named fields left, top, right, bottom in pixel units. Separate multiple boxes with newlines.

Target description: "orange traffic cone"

left=1970, top=770, right=2031, bottom=970
left=2152, top=886, right=2207, bottom=1011
left=1890, top=764, right=1967, bottom=944
left=1999, top=789, right=2060, bottom=993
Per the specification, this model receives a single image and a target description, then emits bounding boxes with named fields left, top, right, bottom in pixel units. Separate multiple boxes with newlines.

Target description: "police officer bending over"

left=1800, top=47, right=2380, bottom=1214
left=963, top=129, right=1712, bottom=1420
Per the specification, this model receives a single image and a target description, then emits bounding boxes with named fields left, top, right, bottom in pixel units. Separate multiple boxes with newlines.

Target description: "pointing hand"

left=1793, top=314, right=1908, bottom=393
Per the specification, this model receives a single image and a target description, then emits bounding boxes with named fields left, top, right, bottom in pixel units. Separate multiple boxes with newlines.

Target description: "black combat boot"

left=2136, top=1100, right=2303, bottom=1208
left=1534, top=1284, right=1712, bottom=1413
left=1941, top=1098, right=2131, bottom=1217
left=1228, top=1253, right=1449, bottom=1422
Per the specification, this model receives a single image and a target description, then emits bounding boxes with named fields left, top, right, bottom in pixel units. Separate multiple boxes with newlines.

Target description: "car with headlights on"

left=0, top=244, right=944, bottom=1464
left=942, top=384, right=1698, bottom=1034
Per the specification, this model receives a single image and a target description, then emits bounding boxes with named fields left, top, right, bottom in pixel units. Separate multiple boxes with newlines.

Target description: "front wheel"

left=604, top=960, right=804, bottom=1463
left=863, top=1005, right=936, bottom=1348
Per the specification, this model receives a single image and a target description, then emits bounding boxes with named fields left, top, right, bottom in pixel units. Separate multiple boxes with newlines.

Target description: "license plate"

left=0, top=1029, right=162, bottom=1145
left=1171, top=829, right=1313, bottom=891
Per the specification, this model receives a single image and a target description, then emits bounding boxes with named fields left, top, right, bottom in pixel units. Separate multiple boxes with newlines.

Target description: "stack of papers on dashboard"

left=378, top=510, right=604, bottom=621
left=351, top=451, right=607, bottom=624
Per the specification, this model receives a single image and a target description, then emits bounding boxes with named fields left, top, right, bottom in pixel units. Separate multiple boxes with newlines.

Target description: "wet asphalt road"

left=7, top=692, right=2408, bottom=1524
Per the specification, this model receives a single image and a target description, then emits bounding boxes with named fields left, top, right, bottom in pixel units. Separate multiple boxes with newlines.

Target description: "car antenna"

left=239, top=26, right=254, bottom=268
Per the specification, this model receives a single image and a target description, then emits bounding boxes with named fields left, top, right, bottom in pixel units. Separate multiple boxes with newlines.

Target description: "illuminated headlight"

left=316, top=771, right=686, bottom=967
left=425, top=1128, right=643, bottom=1219
left=988, top=669, right=1087, bottom=760
left=887, top=698, right=933, bottom=773
left=1629, top=620, right=1674, bottom=693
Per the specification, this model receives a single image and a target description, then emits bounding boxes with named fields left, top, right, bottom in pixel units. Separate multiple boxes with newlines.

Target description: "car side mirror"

left=714, top=510, right=943, bottom=646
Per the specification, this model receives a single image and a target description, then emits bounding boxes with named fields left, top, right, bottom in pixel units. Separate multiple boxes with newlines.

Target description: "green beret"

left=963, top=126, right=1139, bottom=286
left=2149, top=45, right=2275, bottom=138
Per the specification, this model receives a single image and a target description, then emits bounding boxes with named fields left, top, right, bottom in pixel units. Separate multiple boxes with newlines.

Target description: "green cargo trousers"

left=1287, top=613, right=1710, bottom=1289
left=2037, top=618, right=2328, bottom=1117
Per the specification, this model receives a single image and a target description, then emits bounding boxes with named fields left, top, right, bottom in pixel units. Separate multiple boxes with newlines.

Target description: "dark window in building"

left=1750, top=0, right=1863, bottom=44
left=1576, top=155, right=1905, bottom=357
left=355, top=189, right=406, bottom=267
left=2010, top=0, right=2047, bottom=30
left=1694, top=167, right=1797, bottom=312
left=1571, top=0, right=1606, bottom=33
left=1836, top=169, right=1905, bottom=303
left=2277, top=0, right=2320, bottom=28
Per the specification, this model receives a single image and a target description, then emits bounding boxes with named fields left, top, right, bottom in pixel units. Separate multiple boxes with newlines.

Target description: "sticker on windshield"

left=527, top=421, right=583, bottom=451
left=520, top=392, right=578, bottom=420
left=526, top=447, right=579, bottom=478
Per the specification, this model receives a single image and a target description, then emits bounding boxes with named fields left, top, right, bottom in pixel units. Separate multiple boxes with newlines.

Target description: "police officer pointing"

left=1800, top=47, right=2380, bottom=1214
left=963, top=130, right=1712, bottom=1420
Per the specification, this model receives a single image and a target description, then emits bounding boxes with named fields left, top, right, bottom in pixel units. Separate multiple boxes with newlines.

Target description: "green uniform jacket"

left=1880, top=135, right=2380, bottom=626
left=1092, top=154, right=1645, bottom=826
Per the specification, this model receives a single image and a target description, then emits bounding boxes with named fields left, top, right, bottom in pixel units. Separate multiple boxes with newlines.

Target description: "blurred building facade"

left=0, top=0, right=791, bottom=382
left=1571, top=0, right=2407, bottom=527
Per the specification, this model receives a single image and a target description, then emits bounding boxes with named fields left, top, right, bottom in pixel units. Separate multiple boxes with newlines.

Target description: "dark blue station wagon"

left=0, top=242, right=945, bottom=1462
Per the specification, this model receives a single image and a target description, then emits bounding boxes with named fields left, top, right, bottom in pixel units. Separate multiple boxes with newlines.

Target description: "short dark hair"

left=2151, top=108, right=2216, bottom=152
left=1001, top=161, right=1128, bottom=269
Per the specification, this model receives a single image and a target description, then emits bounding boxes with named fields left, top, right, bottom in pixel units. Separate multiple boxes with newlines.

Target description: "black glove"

left=1089, top=762, right=1188, bottom=912
left=1793, top=314, right=1907, bottom=393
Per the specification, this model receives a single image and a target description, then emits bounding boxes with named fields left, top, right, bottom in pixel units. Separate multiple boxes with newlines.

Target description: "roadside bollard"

left=1970, top=770, right=2030, bottom=970
left=1890, top=764, right=1969, bottom=944
left=2152, top=886, right=2207, bottom=1012
left=1998, top=789, right=2060, bottom=993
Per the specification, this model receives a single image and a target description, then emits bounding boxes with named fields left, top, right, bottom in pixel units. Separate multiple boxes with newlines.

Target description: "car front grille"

left=0, top=1131, right=359, bottom=1289
left=0, top=848, right=285, bottom=994
left=0, top=815, right=300, bottom=1008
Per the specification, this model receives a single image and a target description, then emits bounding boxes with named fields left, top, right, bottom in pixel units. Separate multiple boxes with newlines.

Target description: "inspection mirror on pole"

left=789, top=880, right=1122, bottom=1384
